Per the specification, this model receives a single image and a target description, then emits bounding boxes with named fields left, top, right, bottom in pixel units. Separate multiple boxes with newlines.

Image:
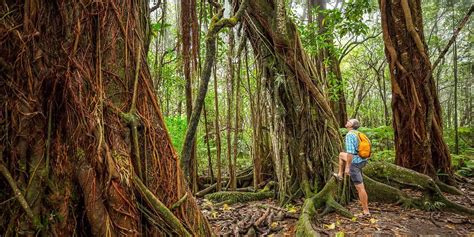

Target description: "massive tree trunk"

left=243, top=0, right=343, bottom=203
left=379, top=0, right=454, bottom=183
left=0, top=1, right=211, bottom=235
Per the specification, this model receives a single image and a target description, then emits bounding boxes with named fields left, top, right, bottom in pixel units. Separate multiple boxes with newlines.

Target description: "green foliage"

left=370, top=149, right=395, bottom=163
left=423, top=201, right=446, bottom=211
left=164, top=116, right=187, bottom=152
left=456, top=164, right=474, bottom=178
left=444, top=127, right=473, bottom=152
left=451, top=147, right=474, bottom=177
left=296, top=0, right=374, bottom=57
left=150, top=22, right=171, bottom=37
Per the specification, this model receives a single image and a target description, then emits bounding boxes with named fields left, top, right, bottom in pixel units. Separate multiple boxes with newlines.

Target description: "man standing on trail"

left=335, top=118, right=370, bottom=216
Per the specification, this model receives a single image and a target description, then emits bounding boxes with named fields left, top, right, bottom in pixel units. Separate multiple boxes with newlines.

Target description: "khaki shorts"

left=350, top=161, right=367, bottom=185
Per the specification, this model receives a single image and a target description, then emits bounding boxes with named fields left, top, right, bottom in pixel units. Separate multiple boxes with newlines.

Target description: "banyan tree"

left=0, top=0, right=210, bottom=235
left=243, top=0, right=343, bottom=203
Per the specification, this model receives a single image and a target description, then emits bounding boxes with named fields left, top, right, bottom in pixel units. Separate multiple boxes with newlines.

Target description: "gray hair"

left=348, top=119, right=360, bottom=129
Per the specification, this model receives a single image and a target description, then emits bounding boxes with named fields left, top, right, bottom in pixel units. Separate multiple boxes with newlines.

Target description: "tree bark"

left=180, top=0, right=199, bottom=192
left=379, top=0, right=454, bottom=183
left=213, top=58, right=223, bottom=192
left=232, top=35, right=245, bottom=191
left=226, top=28, right=236, bottom=191
left=203, top=103, right=215, bottom=183
left=0, top=1, right=211, bottom=235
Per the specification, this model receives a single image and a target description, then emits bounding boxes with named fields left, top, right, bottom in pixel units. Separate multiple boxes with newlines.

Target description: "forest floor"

left=198, top=178, right=474, bottom=236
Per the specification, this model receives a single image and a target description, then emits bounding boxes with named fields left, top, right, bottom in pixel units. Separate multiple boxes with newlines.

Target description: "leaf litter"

left=197, top=178, right=474, bottom=236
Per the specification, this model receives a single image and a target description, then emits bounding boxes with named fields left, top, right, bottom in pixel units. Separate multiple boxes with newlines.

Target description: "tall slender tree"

left=180, top=0, right=200, bottom=192
left=213, top=59, right=223, bottom=191
left=226, top=28, right=237, bottom=190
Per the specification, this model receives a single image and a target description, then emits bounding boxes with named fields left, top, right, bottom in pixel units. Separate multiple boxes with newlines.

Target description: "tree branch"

left=339, top=31, right=382, bottom=62
left=150, top=0, right=162, bottom=13
left=431, top=4, right=473, bottom=71
left=0, top=161, right=41, bottom=229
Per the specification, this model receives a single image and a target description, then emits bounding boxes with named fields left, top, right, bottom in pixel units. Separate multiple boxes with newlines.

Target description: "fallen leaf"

left=203, top=199, right=213, bottom=207
left=223, top=204, right=231, bottom=211
left=370, top=218, right=378, bottom=224
left=324, top=223, right=336, bottom=230
left=211, top=210, right=217, bottom=219
left=336, top=220, right=341, bottom=226
left=351, top=217, right=357, bottom=222
left=271, top=222, right=279, bottom=228
left=335, top=231, right=345, bottom=237
left=287, top=207, right=297, bottom=213
left=445, top=224, right=455, bottom=229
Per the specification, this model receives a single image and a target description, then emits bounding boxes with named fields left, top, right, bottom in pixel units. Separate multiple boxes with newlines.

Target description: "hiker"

left=336, top=118, right=370, bottom=216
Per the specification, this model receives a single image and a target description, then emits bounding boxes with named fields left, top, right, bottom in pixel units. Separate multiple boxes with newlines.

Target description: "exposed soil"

left=197, top=178, right=474, bottom=236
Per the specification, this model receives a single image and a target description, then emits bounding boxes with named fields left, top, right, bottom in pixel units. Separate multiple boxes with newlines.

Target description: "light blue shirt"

left=345, top=130, right=365, bottom=164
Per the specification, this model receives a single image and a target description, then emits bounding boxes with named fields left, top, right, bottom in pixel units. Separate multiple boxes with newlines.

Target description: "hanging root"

left=364, top=161, right=474, bottom=216
left=171, top=193, right=188, bottom=210
left=0, top=162, right=42, bottom=229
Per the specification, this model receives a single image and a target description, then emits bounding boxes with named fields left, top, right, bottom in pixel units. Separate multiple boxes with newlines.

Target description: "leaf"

left=223, top=203, right=231, bottom=211
left=369, top=218, right=378, bottom=224
left=351, top=217, right=357, bottom=222
left=271, top=222, right=279, bottom=228
left=202, top=199, right=213, bottom=208
left=336, top=220, right=341, bottom=226
left=335, top=231, right=345, bottom=237
left=323, top=223, right=336, bottom=230
left=211, top=210, right=218, bottom=219
left=287, top=207, right=297, bottom=213
left=445, top=224, right=455, bottom=229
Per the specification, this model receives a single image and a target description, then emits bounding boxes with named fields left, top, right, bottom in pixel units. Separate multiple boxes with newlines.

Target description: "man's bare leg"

left=338, top=152, right=347, bottom=177
left=344, top=155, right=353, bottom=175
left=338, top=152, right=353, bottom=177
left=355, top=183, right=370, bottom=215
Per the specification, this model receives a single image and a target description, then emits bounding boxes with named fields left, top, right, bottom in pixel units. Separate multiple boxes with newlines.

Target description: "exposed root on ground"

left=205, top=181, right=276, bottom=205
left=296, top=161, right=474, bottom=236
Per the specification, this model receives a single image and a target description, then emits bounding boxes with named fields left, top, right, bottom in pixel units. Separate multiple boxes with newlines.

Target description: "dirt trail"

left=198, top=178, right=474, bottom=236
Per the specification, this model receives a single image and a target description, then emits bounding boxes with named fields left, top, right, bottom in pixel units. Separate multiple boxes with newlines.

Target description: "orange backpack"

left=352, top=131, right=371, bottom=158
